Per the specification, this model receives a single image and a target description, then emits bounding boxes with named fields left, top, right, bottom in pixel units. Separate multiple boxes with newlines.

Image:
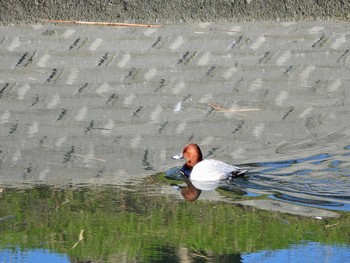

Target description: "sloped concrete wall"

left=1, top=21, right=350, bottom=186
left=1, top=0, right=350, bottom=25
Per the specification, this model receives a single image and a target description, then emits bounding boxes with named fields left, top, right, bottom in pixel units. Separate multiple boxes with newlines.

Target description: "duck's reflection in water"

left=174, top=179, right=235, bottom=201
left=175, top=179, right=202, bottom=201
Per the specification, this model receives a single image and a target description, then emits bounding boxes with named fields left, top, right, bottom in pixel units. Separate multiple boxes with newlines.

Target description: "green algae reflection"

left=0, top=176, right=349, bottom=262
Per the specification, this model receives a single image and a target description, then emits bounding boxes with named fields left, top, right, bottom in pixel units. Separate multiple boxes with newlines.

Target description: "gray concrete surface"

left=1, top=0, right=350, bottom=25
left=235, top=199, right=341, bottom=218
left=0, top=21, right=350, bottom=188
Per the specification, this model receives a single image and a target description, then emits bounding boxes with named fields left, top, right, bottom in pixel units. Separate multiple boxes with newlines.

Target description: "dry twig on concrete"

left=45, top=19, right=163, bottom=28
left=209, top=103, right=260, bottom=113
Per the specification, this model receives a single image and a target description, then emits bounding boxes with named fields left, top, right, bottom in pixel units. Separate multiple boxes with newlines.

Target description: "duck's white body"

left=190, top=159, right=242, bottom=181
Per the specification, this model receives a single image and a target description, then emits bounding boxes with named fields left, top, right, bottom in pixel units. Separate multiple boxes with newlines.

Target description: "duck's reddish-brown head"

left=182, top=143, right=203, bottom=168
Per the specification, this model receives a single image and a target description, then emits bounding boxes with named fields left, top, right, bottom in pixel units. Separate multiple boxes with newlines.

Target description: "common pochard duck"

left=173, top=143, right=247, bottom=181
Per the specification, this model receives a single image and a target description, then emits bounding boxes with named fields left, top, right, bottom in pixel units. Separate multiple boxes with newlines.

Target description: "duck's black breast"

left=180, top=164, right=192, bottom=178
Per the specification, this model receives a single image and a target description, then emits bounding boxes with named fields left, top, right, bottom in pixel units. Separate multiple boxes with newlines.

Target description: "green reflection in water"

left=0, top=174, right=349, bottom=262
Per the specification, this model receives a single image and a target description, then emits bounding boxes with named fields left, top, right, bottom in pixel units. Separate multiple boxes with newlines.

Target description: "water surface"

left=0, top=184, right=350, bottom=262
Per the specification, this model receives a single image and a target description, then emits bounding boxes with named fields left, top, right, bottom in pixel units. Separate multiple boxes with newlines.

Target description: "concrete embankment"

left=1, top=0, right=350, bottom=25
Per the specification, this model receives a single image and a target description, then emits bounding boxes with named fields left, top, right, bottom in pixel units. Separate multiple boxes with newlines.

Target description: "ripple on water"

left=241, top=146, right=350, bottom=211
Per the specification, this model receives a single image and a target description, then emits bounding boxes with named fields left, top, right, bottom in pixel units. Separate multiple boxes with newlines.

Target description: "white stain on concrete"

left=39, top=167, right=50, bottom=181
left=230, top=147, right=246, bottom=159
left=328, top=79, right=341, bottom=92
left=249, top=78, right=263, bottom=92
left=37, top=54, right=51, bottom=68
left=32, top=24, right=44, bottom=30
left=169, top=36, right=184, bottom=50
left=7, top=36, right=20, bottom=51
left=299, top=107, right=314, bottom=118
left=173, top=101, right=182, bottom=113
left=226, top=25, right=241, bottom=35
left=275, top=91, right=289, bottom=106
left=159, top=149, right=167, bottom=162
left=194, top=31, right=208, bottom=35
left=172, top=80, right=186, bottom=94
left=222, top=66, right=237, bottom=79
left=55, top=136, right=67, bottom=148
left=11, top=149, right=22, bottom=164
left=198, top=22, right=212, bottom=28
left=331, top=35, right=346, bottom=49
left=280, top=22, right=296, bottom=27
left=224, top=104, right=240, bottom=118
left=17, top=84, right=30, bottom=101
left=276, top=140, right=287, bottom=147
left=329, top=112, right=337, bottom=119
left=131, top=135, right=142, bottom=148
left=47, top=94, right=60, bottom=109
left=276, top=50, right=292, bottom=66
left=75, top=106, right=88, bottom=121
left=96, top=82, right=110, bottom=95
left=39, top=167, right=50, bottom=180
left=201, top=136, right=213, bottom=146
left=143, top=28, right=158, bottom=36
left=117, top=53, right=131, bottom=68
left=89, top=38, right=103, bottom=51
left=101, top=119, right=114, bottom=136
left=144, top=68, right=157, bottom=80
left=176, top=122, right=187, bottom=134
left=199, top=94, right=212, bottom=104
left=150, top=106, right=163, bottom=122
left=124, top=93, right=136, bottom=105
left=253, top=123, right=265, bottom=138
left=66, top=69, right=79, bottom=85
left=308, top=26, right=324, bottom=34
left=0, top=110, right=11, bottom=124
left=62, top=29, right=76, bottom=38
left=28, top=122, right=39, bottom=137
left=197, top=52, right=211, bottom=66
left=300, top=65, right=315, bottom=80
left=250, top=36, right=266, bottom=50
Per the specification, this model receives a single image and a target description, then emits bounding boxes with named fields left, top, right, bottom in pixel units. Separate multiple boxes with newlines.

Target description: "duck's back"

left=190, top=159, right=242, bottom=181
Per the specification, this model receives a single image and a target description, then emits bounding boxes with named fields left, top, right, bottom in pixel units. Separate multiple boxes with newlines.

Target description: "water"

left=242, top=242, right=350, bottom=263
left=1, top=243, right=350, bottom=262
left=243, top=148, right=350, bottom=212
left=0, top=184, right=350, bottom=262
left=165, top=145, right=350, bottom=213
left=1, top=249, right=69, bottom=263
left=1, top=21, right=350, bottom=262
